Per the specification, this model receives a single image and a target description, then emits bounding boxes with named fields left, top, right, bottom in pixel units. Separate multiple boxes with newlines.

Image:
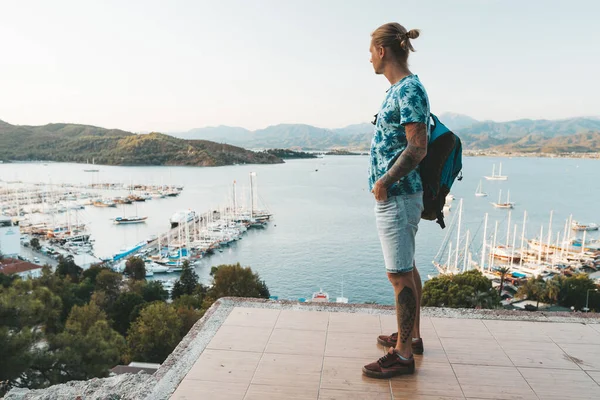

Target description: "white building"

left=0, top=217, right=20, bottom=257
left=0, top=259, right=43, bottom=279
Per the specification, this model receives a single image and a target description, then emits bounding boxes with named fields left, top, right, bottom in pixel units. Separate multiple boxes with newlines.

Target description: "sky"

left=1, top=0, right=598, bottom=132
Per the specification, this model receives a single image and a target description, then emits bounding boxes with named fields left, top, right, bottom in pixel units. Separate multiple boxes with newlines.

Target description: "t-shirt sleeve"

left=398, top=82, right=429, bottom=125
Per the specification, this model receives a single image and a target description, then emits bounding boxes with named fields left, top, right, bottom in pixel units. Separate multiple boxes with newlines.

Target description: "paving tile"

left=325, top=331, right=386, bottom=359
left=519, top=367, right=600, bottom=399
left=484, top=320, right=553, bottom=343
left=453, top=364, right=537, bottom=400
left=318, top=389, right=392, bottom=399
left=328, top=312, right=382, bottom=334
left=587, top=370, right=600, bottom=385
left=499, top=340, right=579, bottom=370
left=558, top=343, right=600, bottom=371
left=223, top=307, right=280, bottom=328
left=320, top=356, right=391, bottom=393
left=590, top=324, right=600, bottom=334
left=275, top=310, right=330, bottom=331
left=390, top=361, right=463, bottom=398
left=170, top=380, right=248, bottom=400
left=432, top=318, right=493, bottom=340
left=440, top=338, right=512, bottom=366
left=207, top=325, right=272, bottom=353
left=265, top=328, right=326, bottom=356
left=537, top=322, right=600, bottom=344
left=251, top=353, right=322, bottom=389
left=394, top=396, right=465, bottom=400
left=244, top=383, right=318, bottom=400
left=185, top=349, right=262, bottom=383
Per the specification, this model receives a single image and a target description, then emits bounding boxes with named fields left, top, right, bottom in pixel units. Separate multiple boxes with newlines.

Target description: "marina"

left=1, top=156, right=599, bottom=305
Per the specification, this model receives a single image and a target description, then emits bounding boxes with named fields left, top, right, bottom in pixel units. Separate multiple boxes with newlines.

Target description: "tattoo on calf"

left=397, top=287, right=417, bottom=344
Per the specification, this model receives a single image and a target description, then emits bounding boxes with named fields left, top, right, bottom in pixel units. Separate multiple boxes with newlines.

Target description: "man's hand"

left=371, top=179, right=388, bottom=202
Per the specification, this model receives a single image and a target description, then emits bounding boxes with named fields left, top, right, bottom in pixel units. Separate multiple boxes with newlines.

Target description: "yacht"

left=114, top=216, right=148, bottom=224
left=484, top=163, right=508, bottom=181
left=170, top=209, right=197, bottom=228
left=571, top=221, right=599, bottom=231
left=311, top=288, right=329, bottom=303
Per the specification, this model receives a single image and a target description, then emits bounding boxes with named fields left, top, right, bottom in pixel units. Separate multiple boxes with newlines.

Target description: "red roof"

left=0, top=258, right=43, bottom=275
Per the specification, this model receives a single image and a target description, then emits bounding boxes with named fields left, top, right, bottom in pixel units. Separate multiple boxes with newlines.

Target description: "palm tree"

left=469, top=290, right=494, bottom=309
left=545, top=279, right=561, bottom=307
left=498, top=267, right=511, bottom=296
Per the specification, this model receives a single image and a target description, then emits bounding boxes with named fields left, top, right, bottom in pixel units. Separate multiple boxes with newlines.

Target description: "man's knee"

left=387, top=270, right=414, bottom=287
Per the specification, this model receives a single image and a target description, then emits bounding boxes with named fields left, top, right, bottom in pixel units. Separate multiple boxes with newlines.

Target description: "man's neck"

left=384, top=65, right=413, bottom=86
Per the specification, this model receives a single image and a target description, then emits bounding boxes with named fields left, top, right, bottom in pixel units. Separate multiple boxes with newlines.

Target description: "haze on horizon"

left=1, top=0, right=598, bottom=133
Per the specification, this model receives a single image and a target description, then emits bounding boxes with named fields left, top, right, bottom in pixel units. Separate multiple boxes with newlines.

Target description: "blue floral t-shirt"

left=369, top=74, right=430, bottom=197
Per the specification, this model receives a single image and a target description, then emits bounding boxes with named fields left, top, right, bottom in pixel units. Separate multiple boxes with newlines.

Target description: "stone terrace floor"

left=169, top=304, right=600, bottom=400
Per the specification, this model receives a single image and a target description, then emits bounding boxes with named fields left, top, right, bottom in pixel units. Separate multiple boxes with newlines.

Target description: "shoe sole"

left=376, top=338, right=424, bottom=355
left=362, top=365, right=415, bottom=379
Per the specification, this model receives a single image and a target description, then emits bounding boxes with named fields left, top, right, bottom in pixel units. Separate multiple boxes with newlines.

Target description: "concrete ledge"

left=6, top=298, right=599, bottom=400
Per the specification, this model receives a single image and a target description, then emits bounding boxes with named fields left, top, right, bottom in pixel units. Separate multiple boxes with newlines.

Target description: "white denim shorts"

left=374, top=192, right=423, bottom=274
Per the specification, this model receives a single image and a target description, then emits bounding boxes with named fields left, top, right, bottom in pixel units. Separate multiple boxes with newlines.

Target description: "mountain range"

left=0, top=120, right=283, bottom=166
left=170, top=114, right=600, bottom=153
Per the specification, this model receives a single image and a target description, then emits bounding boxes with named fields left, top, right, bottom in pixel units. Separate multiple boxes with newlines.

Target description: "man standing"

left=362, top=22, right=430, bottom=379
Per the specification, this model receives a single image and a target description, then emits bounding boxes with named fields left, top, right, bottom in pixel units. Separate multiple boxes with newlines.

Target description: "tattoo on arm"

left=380, top=123, right=428, bottom=187
left=397, top=286, right=417, bottom=344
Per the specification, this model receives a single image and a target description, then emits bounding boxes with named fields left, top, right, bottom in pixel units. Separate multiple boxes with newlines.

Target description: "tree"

left=82, top=264, right=112, bottom=285
left=560, top=274, right=599, bottom=310
left=124, top=257, right=146, bottom=281
left=93, top=269, right=123, bottom=309
left=55, top=255, right=83, bottom=283
left=171, top=260, right=200, bottom=300
left=109, top=292, right=145, bottom=335
left=0, top=281, right=62, bottom=395
left=30, top=238, right=41, bottom=251
left=127, top=302, right=183, bottom=363
left=497, top=267, right=511, bottom=296
left=51, top=302, right=125, bottom=382
left=208, top=263, right=270, bottom=299
left=422, top=270, right=500, bottom=309
left=141, top=280, right=169, bottom=303
left=545, top=278, right=561, bottom=307
left=0, top=272, right=17, bottom=288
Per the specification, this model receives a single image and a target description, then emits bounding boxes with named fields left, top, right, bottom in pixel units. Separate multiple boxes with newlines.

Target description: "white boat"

left=335, top=278, right=349, bottom=304
left=446, top=194, right=455, bottom=202
left=114, top=216, right=148, bottom=224
left=484, top=163, right=508, bottom=181
left=145, top=262, right=170, bottom=274
left=571, top=221, right=599, bottom=231
left=170, top=210, right=197, bottom=228
left=490, top=245, right=521, bottom=263
left=311, top=288, right=329, bottom=303
left=475, top=180, right=488, bottom=197
left=492, top=189, right=514, bottom=209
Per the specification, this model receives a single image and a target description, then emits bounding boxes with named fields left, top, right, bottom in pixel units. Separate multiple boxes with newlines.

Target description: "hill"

left=457, top=117, right=600, bottom=138
left=0, top=120, right=283, bottom=166
left=171, top=116, right=600, bottom=153
left=439, top=112, right=479, bottom=130
left=492, top=131, right=600, bottom=153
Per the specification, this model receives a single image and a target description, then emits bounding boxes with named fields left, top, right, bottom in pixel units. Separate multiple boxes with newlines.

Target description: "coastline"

left=464, top=150, right=600, bottom=159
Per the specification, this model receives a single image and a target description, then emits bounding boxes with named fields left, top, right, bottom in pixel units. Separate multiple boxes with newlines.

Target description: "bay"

left=1, top=156, right=598, bottom=305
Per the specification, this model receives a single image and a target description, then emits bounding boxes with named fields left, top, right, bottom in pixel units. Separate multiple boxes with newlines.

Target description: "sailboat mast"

left=454, top=199, right=463, bottom=271
left=481, top=213, right=488, bottom=271
left=506, top=210, right=512, bottom=247
left=490, top=221, right=498, bottom=271
left=537, top=225, right=544, bottom=264
left=510, top=224, right=517, bottom=264
left=463, top=230, right=470, bottom=272
left=519, top=211, right=527, bottom=268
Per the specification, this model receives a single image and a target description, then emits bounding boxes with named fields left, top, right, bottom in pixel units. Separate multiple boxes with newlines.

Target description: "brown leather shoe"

left=377, top=333, right=424, bottom=355
left=362, top=348, right=415, bottom=379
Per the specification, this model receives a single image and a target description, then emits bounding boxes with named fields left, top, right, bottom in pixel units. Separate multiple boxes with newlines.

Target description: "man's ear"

left=378, top=46, right=385, bottom=59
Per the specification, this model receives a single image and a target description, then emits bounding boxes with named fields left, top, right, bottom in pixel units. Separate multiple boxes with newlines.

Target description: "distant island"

left=324, top=149, right=363, bottom=156
left=262, top=149, right=317, bottom=159
left=0, top=120, right=283, bottom=166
